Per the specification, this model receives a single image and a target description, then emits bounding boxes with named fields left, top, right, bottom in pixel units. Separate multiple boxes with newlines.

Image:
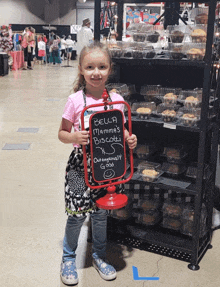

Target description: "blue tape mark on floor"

left=132, top=266, right=159, bottom=281
left=17, top=128, right=39, bottom=133
left=46, top=99, right=60, bottom=101
left=2, top=143, right=31, bottom=150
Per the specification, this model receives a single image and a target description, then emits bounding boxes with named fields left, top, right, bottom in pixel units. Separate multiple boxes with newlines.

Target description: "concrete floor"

left=0, top=62, right=220, bottom=287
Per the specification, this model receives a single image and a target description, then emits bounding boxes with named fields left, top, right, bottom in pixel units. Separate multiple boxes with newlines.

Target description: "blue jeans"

left=62, top=209, right=107, bottom=262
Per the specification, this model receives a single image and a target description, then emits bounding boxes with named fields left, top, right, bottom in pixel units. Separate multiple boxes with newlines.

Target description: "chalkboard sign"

left=90, top=109, right=126, bottom=182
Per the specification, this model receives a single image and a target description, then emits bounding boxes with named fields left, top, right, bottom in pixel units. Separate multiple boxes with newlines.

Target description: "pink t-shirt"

left=62, top=90, right=126, bottom=147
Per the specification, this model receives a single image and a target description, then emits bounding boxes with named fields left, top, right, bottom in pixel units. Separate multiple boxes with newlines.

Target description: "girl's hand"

left=126, top=134, right=137, bottom=150
left=74, top=130, right=89, bottom=145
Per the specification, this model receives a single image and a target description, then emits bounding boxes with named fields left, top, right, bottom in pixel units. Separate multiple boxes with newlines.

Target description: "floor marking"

left=2, top=143, right=31, bottom=150
left=132, top=266, right=159, bottom=281
left=17, top=128, right=39, bottom=133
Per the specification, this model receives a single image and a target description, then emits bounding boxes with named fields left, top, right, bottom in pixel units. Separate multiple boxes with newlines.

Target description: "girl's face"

left=80, top=49, right=111, bottom=91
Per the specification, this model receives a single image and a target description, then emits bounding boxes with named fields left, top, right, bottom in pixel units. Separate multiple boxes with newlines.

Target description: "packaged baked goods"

left=181, top=204, right=207, bottom=237
left=179, top=90, right=201, bottom=108
left=122, top=46, right=133, bottom=58
left=111, top=206, right=131, bottom=220
left=143, top=45, right=156, bottom=59
left=162, top=201, right=183, bottom=218
left=190, top=25, right=207, bottom=43
left=162, top=162, right=186, bottom=178
left=167, top=25, right=188, bottom=43
left=140, top=85, right=162, bottom=102
left=139, top=199, right=161, bottom=212
left=106, top=83, right=129, bottom=98
left=132, top=43, right=145, bottom=59
left=163, top=145, right=187, bottom=163
left=195, top=13, right=208, bottom=25
left=133, top=32, right=146, bottom=42
left=141, top=211, right=162, bottom=226
left=146, top=31, right=160, bottom=43
left=134, top=143, right=156, bottom=159
left=160, top=88, right=179, bottom=105
left=178, top=107, right=200, bottom=127
left=169, top=43, right=185, bottom=60
left=157, top=103, right=180, bottom=122
left=131, top=102, right=156, bottom=119
left=137, top=161, right=162, bottom=182
left=162, top=217, right=182, bottom=231
left=186, top=43, right=206, bottom=61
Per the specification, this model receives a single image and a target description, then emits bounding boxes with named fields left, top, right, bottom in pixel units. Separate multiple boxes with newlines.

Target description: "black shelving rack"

left=94, top=0, right=220, bottom=270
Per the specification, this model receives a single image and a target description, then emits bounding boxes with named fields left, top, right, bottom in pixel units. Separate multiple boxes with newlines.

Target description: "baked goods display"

left=112, top=207, right=131, bottom=220
left=143, top=46, right=156, bottom=59
left=146, top=31, right=160, bottom=43
left=133, top=33, right=146, bottom=42
left=181, top=113, right=198, bottom=126
left=136, top=145, right=149, bottom=159
left=185, top=96, right=200, bottom=107
left=164, top=147, right=183, bottom=159
left=161, top=109, right=176, bottom=122
left=141, top=199, right=160, bottom=212
left=123, top=48, right=133, bottom=58
left=132, top=102, right=156, bottom=119
left=162, top=217, right=182, bottom=231
left=170, top=46, right=185, bottom=60
left=142, top=169, right=159, bottom=182
left=109, top=45, right=123, bottom=58
left=187, top=48, right=205, bottom=61
left=142, top=211, right=161, bottom=226
left=162, top=202, right=182, bottom=218
left=191, top=28, right=207, bottom=43
left=170, top=30, right=184, bottom=43
left=163, top=93, right=178, bottom=104
left=195, top=13, right=208, bottom=24
left=132, top=47, right=144, bottom=59
left=162, top=162, right=186, bottom=177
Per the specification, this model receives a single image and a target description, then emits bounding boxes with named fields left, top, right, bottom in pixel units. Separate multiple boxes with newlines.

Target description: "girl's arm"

left=124, top=128, right=137, bottom=150
left=58, top=118, right=89, bottom=145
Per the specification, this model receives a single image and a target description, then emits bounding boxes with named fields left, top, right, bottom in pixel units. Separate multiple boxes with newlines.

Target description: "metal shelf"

left=113, top=57, right=206, bottom=69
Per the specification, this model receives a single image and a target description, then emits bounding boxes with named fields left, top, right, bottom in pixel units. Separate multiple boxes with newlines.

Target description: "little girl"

left=58, top=41, right=137, bottom=285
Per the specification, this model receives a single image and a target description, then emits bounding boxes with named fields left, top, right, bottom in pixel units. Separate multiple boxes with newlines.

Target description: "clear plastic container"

left=133, top=32, right=146, bottom=43
left=189, top=25, right=207, bottom=43
left=169, top=43, right=186, bottom=60
left=179, top=90, right=202, bottom=108
left=186, top=43, right=206, bottom=61
left=131, top=102, right=156, bottom=119
left=146, top=25, right=163, bottom=43
left=168, top=26, right=185, bottom=43
left=143, top=45, right=156, bottom=59
left=132, top=43, right=145, bottom=59
left=160, top=88, right=179, bottom=105
left=191, top=7, right=209, bottom=25
left=178, top=107, right=200, bottom=127
left=162, top=162, right=187, bottom=177
left=162, top=145, right=188, bottom=163
left=162, top=201, right=183, bottom=218
left=137, top=161, right=162, bottom=182
left=122, top=47, right=133, bottom=58
left=139, top=198, right=161, bottom=212
left=140, top=85, right=162, bottom=102
left=108, top=41, right=123, bottom=58
left=135, top=143, right=157, bottom=160
left=140, top=211, right=162, bottom=226
left=162, top=217, right=182, bottom=231
left=186, top=162, right=209, bottom=180
left=157, top=103, right=179, bottom=122
left=106, top=83, right=129, bottom=97
left=180, top=204, right=207, bottom=237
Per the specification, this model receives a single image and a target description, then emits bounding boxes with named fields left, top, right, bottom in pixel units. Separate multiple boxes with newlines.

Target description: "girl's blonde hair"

left=73, top=41, right=113, bottom=93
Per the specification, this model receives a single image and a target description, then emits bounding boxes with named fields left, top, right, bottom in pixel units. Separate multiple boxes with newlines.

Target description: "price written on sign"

left=90, top=110, right=126, bottom=182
